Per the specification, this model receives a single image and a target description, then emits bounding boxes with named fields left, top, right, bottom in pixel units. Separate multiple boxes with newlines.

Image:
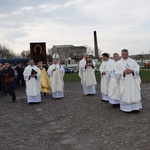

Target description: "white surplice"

left=116, top=58, right=142, bottom=112
left=78, top=58, right=97, bottom=95
left=47, top=64, right=65, bottom=98
left=108, top=60, right=120, bottom=104
left=99, top=59, right=112, bottom=101
left=23, top=65, right=41, bottom=103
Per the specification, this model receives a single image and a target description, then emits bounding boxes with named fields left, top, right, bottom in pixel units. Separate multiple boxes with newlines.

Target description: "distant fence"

left=140, top=68, right=150, bottom=71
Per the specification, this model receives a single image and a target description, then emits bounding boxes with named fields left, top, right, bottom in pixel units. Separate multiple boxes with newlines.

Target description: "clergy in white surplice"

left=116, top=49, right=142, bottom=112
left=99, top=53, right=112, bottom=101
left=78, top=53, right=97, bottom=95
left=23, top=60, right=41, bottom=104
left=108, top=53, right=120, bottom=105
left=47, top=54, right=65, bottom=99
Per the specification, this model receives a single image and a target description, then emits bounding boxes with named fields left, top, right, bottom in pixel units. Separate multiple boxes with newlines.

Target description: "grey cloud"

left=2, top=29, right=28, bottom=41
left=0, top=0, right=69, bottom=13
left=0, top=0, right=150, bottom=55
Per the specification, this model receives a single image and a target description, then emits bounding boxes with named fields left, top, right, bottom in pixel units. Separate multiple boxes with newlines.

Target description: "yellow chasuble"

left=39, top=67, right=51, bottom=93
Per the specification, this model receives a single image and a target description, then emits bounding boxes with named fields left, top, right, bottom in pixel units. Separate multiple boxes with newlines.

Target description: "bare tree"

left=20, top=50, right=30, bottom=58
left=84, top=45, right=102, bottom=57
left=47, top=48, right=52, bottom=62
left=83, top=45, right=94, bottom=55
left=0, top=44, right=16, bottom=58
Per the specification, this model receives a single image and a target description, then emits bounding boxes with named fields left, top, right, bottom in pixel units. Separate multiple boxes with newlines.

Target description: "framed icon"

left=30, top=42, right=47, bottom=65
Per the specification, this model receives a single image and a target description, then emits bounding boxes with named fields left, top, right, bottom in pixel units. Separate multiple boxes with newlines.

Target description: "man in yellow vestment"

left=38, top=61, right=51, bottom=96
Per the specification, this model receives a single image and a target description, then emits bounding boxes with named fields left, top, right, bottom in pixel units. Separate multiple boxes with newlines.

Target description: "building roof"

left=53, top=45, right=74, bottom=48
left=53, top=45, right=86, bottom=49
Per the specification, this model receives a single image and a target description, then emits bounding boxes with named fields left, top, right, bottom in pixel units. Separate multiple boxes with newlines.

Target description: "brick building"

left=51, top=45, right=86, bottom=64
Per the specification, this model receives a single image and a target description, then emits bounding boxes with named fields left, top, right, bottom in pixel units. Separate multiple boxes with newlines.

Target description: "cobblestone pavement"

left=0, top=82, right=150, bottom=150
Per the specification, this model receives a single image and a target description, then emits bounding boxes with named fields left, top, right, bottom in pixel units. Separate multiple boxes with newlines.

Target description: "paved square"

left=0, top=82, right=150, bottom=150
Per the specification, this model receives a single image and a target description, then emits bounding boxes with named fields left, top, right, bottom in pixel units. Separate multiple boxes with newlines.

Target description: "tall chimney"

left=93, top=31, right=99, bottom=58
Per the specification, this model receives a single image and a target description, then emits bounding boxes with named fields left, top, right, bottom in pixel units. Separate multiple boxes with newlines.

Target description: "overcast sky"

left=0, top=0, right=150, bottom=56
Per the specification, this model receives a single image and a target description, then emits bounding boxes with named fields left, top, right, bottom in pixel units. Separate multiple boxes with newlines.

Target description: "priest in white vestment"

left=78, top=53, right=97, bottom=95
left=116, top=49, right=142, bottom=112
left=47, top=54, right=65, bottom=99
left=23, top=60, right=41, bottom=103
left=108, top=53, right=120, bottom=105
left=99, top=53, right=112, bottom=101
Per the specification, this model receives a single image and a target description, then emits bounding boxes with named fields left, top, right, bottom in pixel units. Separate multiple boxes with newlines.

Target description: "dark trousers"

left=6, top=83, right=16, bottom=101
left=17, top=77, right=25, bottom=87
left=1, top=82, right=7, bottom=95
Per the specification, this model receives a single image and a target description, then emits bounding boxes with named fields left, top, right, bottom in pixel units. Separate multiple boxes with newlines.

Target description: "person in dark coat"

left=0, top=63, right=3, bottom=91
left=2, top=63, right=16, bottom=102
left=16, top=63, right=25, bottom=87
left=0, top=64, right=7, bottom=95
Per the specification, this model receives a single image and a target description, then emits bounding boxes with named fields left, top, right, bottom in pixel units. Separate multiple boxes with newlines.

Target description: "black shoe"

left=12, top=99, right=16, bottom=103
left=112, top=104, right=120, bottom=107
left=12, top=96, right=16, bottom=102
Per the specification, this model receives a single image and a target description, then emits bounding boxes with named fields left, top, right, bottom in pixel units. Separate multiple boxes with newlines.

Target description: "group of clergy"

left=79, top=49, right=142, bottom=113
left=23, top=49, right=142, bottom=113
left=23, top=54, right=65, bottom=104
